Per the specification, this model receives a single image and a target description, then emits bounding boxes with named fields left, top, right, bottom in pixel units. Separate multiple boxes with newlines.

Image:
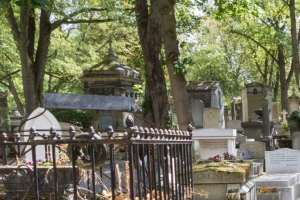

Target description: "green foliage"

left=287, top=111, right=300, bottom=122
left=49, top=109, right=98, bottom=129
left=213, top=0, right=257, bottom=20
left=283, top=123, right=289, bottom=132
left=173, top=57, right=194, bottom=75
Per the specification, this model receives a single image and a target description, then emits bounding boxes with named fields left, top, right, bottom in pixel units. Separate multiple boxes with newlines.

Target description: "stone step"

left=254, top=174, right=299, bottom=187
left=254, top=174, right=300, bottom=200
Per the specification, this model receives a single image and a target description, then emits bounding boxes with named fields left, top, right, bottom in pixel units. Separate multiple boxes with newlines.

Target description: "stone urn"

left=288, top=119, right=300, bottom=134
left=287, top=110, right=300, bottom=134
left=0, top=166, right=81, bottom=199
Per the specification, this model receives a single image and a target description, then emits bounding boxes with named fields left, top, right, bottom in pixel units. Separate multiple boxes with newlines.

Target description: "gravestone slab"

left=226, top=120, right=243, bottom=133
left=191, top=99, right=204, bottom=128
left=236, top=133, right=247, bottom=144
left=239, top=141, right=266, bottom=159
left=265, top=148, right=300, bottom=173
left=43, top=93, right=135, bottom=111
left=272, top=102, right=280, bottom=123
left=22, top=107, right=61, bottom=162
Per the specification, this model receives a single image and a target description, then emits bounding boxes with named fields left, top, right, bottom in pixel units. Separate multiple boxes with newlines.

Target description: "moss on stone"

left=193, top=160, right=252, bottom=175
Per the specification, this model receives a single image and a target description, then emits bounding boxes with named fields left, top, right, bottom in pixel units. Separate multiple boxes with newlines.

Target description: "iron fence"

left=0, top=120, right=194, bottom=200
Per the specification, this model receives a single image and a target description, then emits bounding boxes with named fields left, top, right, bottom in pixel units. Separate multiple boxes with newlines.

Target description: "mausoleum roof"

left=81, top=40, right=141, bottom=82
left=186, top=81, right=222, bottom=91
left=245, top=82, right=273, bottom=89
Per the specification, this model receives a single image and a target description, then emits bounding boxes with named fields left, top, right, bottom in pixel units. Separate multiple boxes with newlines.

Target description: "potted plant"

left=287, top=110, right=300, bottom=134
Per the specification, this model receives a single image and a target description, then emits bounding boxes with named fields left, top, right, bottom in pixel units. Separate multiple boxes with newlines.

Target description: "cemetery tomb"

left=187, top=81, right=225, bottom=129
left=254, top=148, right=300, bottom=200
left=193, top=160, right=256, bottom=200
left=193, top=128, right=236, bottom=160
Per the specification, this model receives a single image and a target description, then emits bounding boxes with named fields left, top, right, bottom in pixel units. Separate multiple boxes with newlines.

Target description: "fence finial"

left=107, top=126, right=114, bottom=139
left=50, top=126, right=57, bottom=139
left=29, top=127, right=37, bottom=141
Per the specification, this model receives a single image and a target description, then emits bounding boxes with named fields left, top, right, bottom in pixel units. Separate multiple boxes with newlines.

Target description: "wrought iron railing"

left=0, top=119, right=194, bottom=200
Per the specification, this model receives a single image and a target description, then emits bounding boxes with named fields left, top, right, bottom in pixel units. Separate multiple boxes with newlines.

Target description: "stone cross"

left=281, top=109, right=288, bottom=125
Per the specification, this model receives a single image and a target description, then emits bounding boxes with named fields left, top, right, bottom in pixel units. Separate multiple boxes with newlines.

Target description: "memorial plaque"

left=199, top=139, right=228, bottom=159
left=265, top=148, right=300, bottom=173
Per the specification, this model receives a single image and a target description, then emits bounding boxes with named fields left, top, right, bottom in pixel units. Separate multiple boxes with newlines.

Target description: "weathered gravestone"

left=265, top=148, right=300, bottom=173
left=203, top=108, right=223, bottom=128
left=190, top=99, right=204, bottom=128
left=254, top=148, right=300, bottom=200
left=239, top=141, right=266, bottom=160
left=272, top=102, right=280, bottom=123
left=226, top=120, right=243, bottom=134
left=21, top=107, right=62, bottom=162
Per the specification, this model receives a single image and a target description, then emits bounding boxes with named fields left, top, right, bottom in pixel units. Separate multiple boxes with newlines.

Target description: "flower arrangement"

left=223, top=152, right=236, bottom=160
left=256, top=185, right=277, bottom=193
left=207, top=152, right=236, bottom=162
left=25, top=145, right=71, bottom=167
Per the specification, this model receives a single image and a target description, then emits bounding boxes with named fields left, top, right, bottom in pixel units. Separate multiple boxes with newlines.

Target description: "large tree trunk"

left=289, top=0, right=300, bottom=87
left=278, top=44, right=289, bottom=111
left=135, top=0, right=170, bottom=128
left=158, top=0, right=192, bottom=129
left=6, top=3, right=51, bottom=117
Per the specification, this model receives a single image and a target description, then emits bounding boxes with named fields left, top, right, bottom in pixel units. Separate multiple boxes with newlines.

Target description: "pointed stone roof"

left=81, top=39, right=141, bottom=82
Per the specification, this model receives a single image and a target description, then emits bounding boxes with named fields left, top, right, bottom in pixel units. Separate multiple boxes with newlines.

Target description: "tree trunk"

left=278, top=44, right=289, bottom=111
left=289, top=0, right=300, bottom=87
left=6, top=3, right=52, bottom=117
left=135, top=0, right=170, bottom=128
left=158, top=0, right=192, bottom=130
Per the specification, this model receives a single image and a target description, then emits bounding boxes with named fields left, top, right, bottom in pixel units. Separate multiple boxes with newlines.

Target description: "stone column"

left=292, top=132, right=300, bottom=150
left=262, top=98, right=270, bottom=138
left=241, top=87, right=248, bottom=122
left=288, top=90, right=300, bottom=113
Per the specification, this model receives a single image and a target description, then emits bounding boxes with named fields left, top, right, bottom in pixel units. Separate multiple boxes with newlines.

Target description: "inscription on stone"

left=199, top=139, right=228, bottom=159
left=201, top=140, right=227, bottom=149
left=193, top=170, right=244, bottom=184
left=265, top=148, right=300, bottom=173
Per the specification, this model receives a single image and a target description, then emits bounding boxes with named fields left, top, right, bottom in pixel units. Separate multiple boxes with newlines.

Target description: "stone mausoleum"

left=80, top=40, right=142, bottom=131
left=187, top=81, right=225, bottom=129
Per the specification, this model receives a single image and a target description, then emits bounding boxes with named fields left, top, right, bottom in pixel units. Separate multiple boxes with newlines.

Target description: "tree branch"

left=52, top=19, right=114, bottom=30
left=0, top=70, right=21, bottom=82
left=50, top=7, right=109, bottom=30
left=230, top=29, right=278, bottom=63
left=5, top=3, right=21, bottom=51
